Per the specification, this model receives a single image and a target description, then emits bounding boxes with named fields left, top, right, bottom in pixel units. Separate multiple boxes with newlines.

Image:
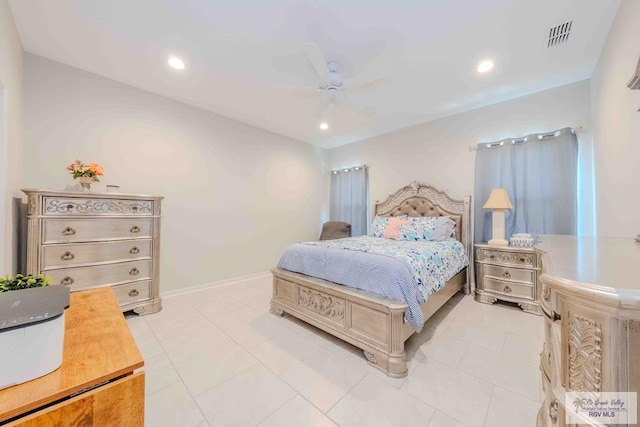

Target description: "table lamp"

left=483, top=188, right=513, bottom=246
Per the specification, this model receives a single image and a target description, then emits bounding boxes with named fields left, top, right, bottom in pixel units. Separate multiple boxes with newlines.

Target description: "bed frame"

left=270, top=181, right=472, bottom=378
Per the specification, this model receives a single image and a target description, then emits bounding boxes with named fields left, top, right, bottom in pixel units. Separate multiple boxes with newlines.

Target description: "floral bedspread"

left=303, top=236, right=468, bottom=304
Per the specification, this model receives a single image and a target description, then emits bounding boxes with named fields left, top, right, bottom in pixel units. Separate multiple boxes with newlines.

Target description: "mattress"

left=277, top=235, right=468, bottom=331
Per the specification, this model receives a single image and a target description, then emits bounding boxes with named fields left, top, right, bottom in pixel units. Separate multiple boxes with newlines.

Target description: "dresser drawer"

left=42, top=240, right=152, bottom=269
left=483, top=264, right=534, bottom=284
left=113, top=281, right=151, bottom=306
left=43, top=218, right=153, bottom=244
left=42, top=196, right=154, bottom=216
left=483, top=278, right=534, bottom=300
left=47, top=260, right=152, bottom=290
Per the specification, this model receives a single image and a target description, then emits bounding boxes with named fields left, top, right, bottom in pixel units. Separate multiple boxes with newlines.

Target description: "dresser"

left=475, top=243, right=542, bottom=315
left=536, top=235, right=640, bottom=427
left=22, top=189, right=163, bottom=315
left=0, top=288, right=144, bottom=426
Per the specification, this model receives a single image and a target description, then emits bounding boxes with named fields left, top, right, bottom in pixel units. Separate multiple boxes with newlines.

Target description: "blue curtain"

left=329, top=166, right=369, bottom=236
left=474, top=128, right=578, bottom=243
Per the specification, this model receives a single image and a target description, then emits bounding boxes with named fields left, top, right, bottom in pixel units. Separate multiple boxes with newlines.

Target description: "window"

left=329, top=165, right=369, bottom=236
left=474, top=128, right=579, bottom=243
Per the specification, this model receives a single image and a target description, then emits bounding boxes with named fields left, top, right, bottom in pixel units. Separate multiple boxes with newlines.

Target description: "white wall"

left=591, top=0, right=640, bottom=238
left=23, top=54, right=328, bottom=292
left=329, top=81, right=592, bottom=231
left=0, top=0, right=23, bottom=275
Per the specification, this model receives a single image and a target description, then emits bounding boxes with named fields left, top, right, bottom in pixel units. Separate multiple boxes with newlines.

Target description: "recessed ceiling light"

left=477, top=60, right=494, bottom=73
left=168, top=56, right=185, bottom=70
left=319, top=122, right=329, bottom=130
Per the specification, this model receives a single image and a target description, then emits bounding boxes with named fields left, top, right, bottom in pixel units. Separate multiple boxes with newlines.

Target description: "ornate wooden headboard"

left=374, top=181, right=472, bottom=287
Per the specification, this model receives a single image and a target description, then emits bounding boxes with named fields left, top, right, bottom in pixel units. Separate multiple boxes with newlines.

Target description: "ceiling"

left=9, top=0, right=621, bottom=148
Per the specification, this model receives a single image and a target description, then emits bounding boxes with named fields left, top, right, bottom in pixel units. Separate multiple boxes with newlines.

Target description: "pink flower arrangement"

left=66, top=160, right=105, bottom=181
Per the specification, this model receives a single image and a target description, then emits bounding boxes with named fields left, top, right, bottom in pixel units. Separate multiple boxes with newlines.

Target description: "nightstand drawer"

left=483, top=278, right=534, bottom=300
left=477, top=249, right=536, bottom=267
left=483, top=264, right=534, bottom=284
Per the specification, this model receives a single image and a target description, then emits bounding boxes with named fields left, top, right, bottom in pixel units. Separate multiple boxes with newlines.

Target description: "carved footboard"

left=270, top=268, right=409, bottom=378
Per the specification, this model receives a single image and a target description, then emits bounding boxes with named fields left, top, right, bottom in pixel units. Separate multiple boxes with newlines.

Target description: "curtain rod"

left=331, top=164, right=367, bottom=174
left=468, top=126, right=587, bottom=152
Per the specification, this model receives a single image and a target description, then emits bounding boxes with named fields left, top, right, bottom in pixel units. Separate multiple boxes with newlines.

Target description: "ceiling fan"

left=292, top=43, right=389, bottom=125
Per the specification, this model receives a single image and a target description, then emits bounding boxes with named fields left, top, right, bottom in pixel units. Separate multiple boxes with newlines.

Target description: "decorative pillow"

left=398, top=217, right=456, bottom=241
left=369, top=216, right=389, bottom=237
left=369, top=215, right=408, bottom=237
left=383, top=217, right=412, bottom=239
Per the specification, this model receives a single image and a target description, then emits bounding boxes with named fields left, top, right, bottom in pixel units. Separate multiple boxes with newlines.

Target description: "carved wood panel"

left=297, top=288, right=345, bottom=320
left=568, top=313, right=602, bottom=392
left=375, top=181, right=464, bottom=216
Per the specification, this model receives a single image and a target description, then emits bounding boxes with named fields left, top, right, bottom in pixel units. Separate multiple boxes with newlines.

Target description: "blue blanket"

left=277, top=236, right=468, bottom=331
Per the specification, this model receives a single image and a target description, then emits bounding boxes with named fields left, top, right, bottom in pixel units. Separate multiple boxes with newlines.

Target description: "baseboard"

left=160, top=270, right=271, bottom=299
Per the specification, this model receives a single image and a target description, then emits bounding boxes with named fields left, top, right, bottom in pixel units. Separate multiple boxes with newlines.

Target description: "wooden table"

left=0, top=287, right=145, bottom=426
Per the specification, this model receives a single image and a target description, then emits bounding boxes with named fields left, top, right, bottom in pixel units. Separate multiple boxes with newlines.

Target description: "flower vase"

left=79, top=177, right=95, bottom=192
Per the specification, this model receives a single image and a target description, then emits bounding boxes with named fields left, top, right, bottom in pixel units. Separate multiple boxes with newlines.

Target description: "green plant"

left=0, top=274, right=52, bottom=292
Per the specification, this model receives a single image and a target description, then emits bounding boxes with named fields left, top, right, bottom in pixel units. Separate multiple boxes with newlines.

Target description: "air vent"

left=547, top=21, right=572, bottom=47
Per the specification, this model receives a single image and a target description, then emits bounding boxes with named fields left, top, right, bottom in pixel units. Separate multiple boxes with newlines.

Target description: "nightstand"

left=474, top=243, right=542, bottom=315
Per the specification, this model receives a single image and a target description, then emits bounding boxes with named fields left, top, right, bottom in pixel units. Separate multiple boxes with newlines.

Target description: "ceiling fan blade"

left=314, top=100, right=331, bottom=119
left=338, top=93, right=377, bottom=119
left=343, top=65, right=390, bottom=89
left=304, top=43, right=332, bottom=88
left=277, top=86, right=318, bottom=98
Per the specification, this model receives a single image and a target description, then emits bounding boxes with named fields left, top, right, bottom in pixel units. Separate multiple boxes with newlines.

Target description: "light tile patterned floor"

left=127, top=274, right=543, bottom=427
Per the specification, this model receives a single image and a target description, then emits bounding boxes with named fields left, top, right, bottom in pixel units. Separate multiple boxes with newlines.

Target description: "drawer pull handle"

left=129, top=289, right=139, bottom=297
left=502, top=271, right=511, bottom=279
left=60, top=276, right=74, bottom=286
left=61, top=226, right=76, bottom=236
left=60, top=251, right=75, bottom=261
left=130, top=246, right=140, bottom=255
left=129, top=267, right=140, bottom=276
left=489, top=255, right=495, bottom=260
left=549, top=399, right=559, bottom=423
left=503, top=285, right=512, bottom=293
left=130, top=226, right=141, bottom=234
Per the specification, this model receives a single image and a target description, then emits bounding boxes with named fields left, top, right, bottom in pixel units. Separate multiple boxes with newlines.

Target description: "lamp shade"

left=483, top=188, right=513, bottom=209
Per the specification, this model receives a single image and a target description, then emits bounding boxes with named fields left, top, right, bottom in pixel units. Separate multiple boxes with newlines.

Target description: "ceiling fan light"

left=319, top=122, right=329, bottom=130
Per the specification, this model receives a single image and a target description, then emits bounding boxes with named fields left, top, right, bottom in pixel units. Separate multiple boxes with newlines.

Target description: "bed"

left=270, top=181, right=472, bottom=378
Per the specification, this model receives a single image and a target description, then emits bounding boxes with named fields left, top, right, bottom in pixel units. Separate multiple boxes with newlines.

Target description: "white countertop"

left=536, top=234, right=640, bottom=296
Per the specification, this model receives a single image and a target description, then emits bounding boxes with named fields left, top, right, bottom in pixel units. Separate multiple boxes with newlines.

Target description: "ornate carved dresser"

left=22, top=189, right=163, bottom=315
left=475, top=243, right=542, bottom=315
left=536, top=235, right=640, bottom=426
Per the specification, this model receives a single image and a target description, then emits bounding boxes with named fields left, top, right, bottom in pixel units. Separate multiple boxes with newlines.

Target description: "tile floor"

left=126, top=274, right=544, bottom=427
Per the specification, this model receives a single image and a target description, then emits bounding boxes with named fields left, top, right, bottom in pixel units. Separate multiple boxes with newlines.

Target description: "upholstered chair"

left=319, top=221, right=351, bottom=240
